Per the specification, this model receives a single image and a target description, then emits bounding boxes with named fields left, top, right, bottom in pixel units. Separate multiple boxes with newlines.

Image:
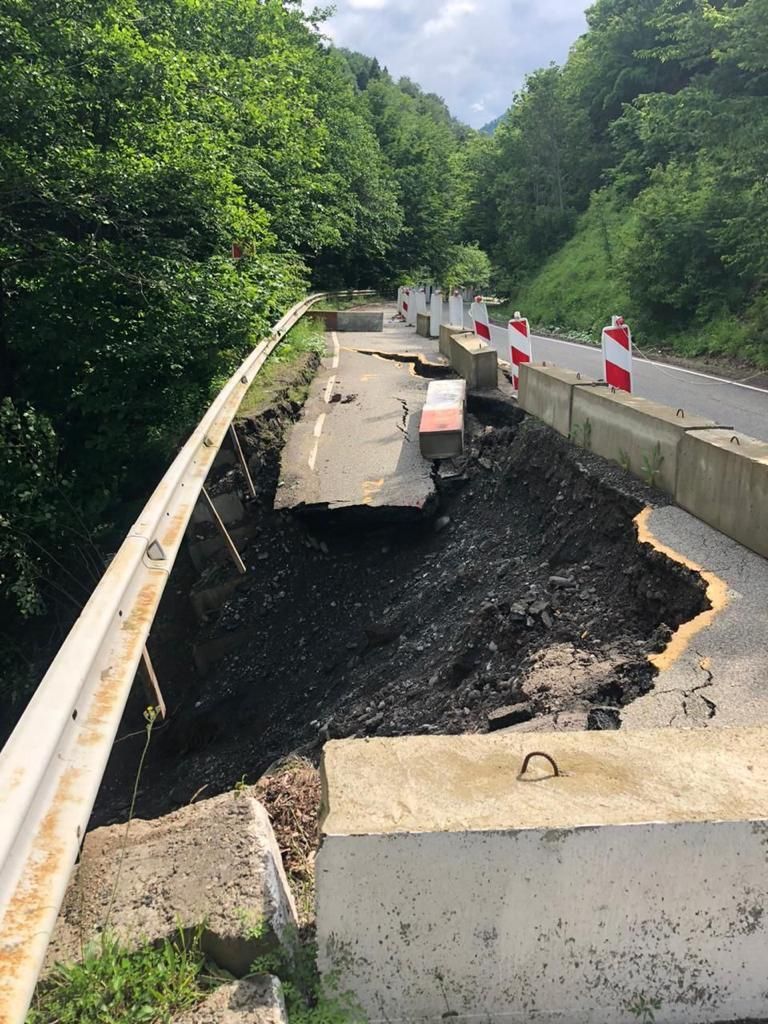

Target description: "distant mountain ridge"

left=480, top=114, right=504, bottom=135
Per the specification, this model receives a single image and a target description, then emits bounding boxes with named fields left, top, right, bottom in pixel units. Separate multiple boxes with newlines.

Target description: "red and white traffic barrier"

left=470, top=296, right=491, bottom=344
left=449, top=289, right=464, bottom=326
left=430, top=289, right=442, bottom=338
left=417, top=288, right=428, bottom=317
left=508, top=311, right=532, bottom=391
left=397, top=286, right=405, bottom=317
left=601, top=315, right=633, bottom=392
left=404, top=287, right=416, bottom=326
left=419, top=379, right=466, bottom=459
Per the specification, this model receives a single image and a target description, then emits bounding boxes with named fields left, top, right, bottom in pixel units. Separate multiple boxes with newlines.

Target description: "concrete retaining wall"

left=518, top=363, right=593, bottom=437
left=571, top=387, right=716, bottom=496
left=449, top=333, right=497, bottom=389
left=676, top=429, right=768, bottom=558
left=317, top=732, right=768, bottom=1024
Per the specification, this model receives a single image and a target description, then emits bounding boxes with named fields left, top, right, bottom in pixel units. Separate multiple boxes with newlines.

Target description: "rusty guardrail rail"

left=0, top=290, right=370, bottom=1022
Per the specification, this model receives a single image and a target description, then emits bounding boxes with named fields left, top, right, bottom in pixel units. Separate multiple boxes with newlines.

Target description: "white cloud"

left=423, top=1, right=476, bottom=37
left=305, top=0, right=589, bottom=127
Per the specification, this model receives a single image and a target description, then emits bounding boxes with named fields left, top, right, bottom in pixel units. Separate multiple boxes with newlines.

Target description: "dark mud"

left=93, top=371, right=708, bottom=827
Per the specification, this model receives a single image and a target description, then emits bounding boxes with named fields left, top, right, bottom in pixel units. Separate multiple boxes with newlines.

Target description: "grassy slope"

left=501, top=194, right=765, bottom=366
left=497, top=195, right=633, bottom=343
left=236, top=318, right=326, bottom=419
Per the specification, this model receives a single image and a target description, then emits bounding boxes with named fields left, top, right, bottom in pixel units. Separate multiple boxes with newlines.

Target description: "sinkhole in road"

left=95, top=378, right=709, bottom=826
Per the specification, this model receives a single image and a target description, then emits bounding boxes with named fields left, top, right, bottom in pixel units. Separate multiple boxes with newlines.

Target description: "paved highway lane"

left=484, top=320, right=768, bottom=440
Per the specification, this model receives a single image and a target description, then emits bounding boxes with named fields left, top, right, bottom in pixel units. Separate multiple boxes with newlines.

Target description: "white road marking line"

left=323, top=376, right=336, bottom=403
left=528, top=333, right=768, bottom=395
left=308, top=412, right=327, bottom=471
left=331, top=331, right=340, bottom=369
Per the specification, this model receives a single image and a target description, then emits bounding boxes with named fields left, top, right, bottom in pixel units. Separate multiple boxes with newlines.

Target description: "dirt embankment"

left=95, top=371, right=707, bottom=827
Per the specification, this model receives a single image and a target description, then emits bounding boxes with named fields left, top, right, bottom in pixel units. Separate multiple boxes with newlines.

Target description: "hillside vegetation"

left=464, top=0, right=768, bottom=366
left=0, top=1, right=469, bottom=646
left=3, top=0, right=768, bottom=691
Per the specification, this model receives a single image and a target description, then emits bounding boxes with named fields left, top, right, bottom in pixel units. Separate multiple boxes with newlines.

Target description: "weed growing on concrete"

left=26, top=930, right=208, bottom=1024
left=570, top=418, right=592, bottom=450
left=618, top=448, right=631, bottom=472
left=641, top=443, right=665, bottom=488
left=237, top=908, right=268, bottom=941
left=626, top=992, right=662, bottom=1023
left=251, top=930, right=365, bottom=1024
left=233, top=773, right=249, bottom=797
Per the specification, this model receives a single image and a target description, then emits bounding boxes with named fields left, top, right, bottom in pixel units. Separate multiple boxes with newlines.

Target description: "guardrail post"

left=229, top=424, right=256, bottom=499
left=202, top=487, right=247, bottom=574
left=140, top=647, right=167, bottom=719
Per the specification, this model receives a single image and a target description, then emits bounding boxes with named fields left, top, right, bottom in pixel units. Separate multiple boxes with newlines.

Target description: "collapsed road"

left=94, top=302, right=711, bottom=827
left=275, top=310, right=443, bottom=517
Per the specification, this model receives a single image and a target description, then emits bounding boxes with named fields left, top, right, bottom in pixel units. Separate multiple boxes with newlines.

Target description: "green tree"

left=442, top=244, right=492, bottom=291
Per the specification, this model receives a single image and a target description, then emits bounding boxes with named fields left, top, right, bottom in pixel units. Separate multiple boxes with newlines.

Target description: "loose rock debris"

left=95, top=364, right=708, bottom=826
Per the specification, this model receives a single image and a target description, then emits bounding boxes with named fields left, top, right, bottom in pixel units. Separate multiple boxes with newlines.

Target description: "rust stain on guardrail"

left=0, top=766, right=81, bottom=1020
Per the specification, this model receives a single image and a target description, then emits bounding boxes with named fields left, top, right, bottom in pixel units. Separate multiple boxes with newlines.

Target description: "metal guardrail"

left=0, top=290, right=367, bottom=1023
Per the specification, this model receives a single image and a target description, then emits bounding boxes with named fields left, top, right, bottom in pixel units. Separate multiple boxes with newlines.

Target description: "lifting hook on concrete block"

left=676, top=408, right=685, bottom=418
left=518, top=751, right=562, bottom=780
left=730, top=435, right=741, bottom=445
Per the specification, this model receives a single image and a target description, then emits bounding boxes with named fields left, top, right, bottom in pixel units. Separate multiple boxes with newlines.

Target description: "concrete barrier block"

left=419, top=379, right=466, bottom=460
left=303, top=309, right=337, bottom=331
left=676, top=429, right=768, bottom=558
left=518, top=363, right=596, bottom=437
left=336, top=311, right=384, bottom=333
left=439, top=323, right=468, bottom=359
left=416, top=312, right=431, bottom=338
left=304, top=311, right=384, bottom=332
left=317, top=731, right=768, bottom=1024
left=449, top=333, right=498, bottom=389
left=47, top=791, right=298, bottom=977
left=571, top=388, right=717, bottom=495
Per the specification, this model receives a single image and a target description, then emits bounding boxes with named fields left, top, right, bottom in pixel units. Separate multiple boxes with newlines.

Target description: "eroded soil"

left=94, top=369, right=708, bottom=827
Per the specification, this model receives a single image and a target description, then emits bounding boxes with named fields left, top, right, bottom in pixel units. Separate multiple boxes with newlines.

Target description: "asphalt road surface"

left=275, top=315, right=438, bottom=517
left=491, top=324, right=767, bottom=441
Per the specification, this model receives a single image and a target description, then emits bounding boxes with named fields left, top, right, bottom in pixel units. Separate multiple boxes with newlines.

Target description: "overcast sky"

left=303, top=0, right=590, bottom=128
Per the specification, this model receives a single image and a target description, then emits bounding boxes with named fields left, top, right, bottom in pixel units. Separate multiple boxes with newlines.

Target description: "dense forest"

left=466, top=0, right=768, bottom=364
left=1, top=0, right=767, bottom=694
left=0, top=0, right=473, bottom=673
